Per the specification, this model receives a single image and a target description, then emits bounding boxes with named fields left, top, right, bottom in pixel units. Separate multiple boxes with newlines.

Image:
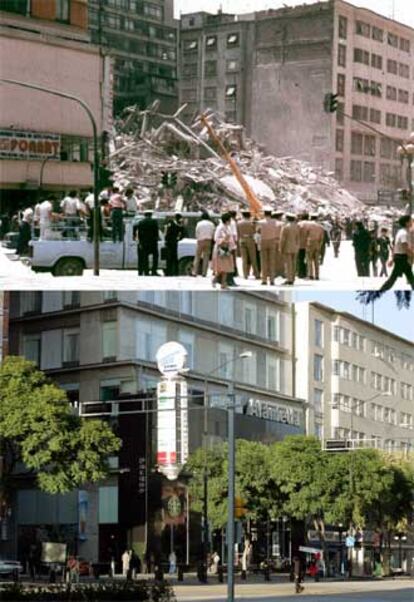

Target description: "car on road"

left=27, top=213, right=201, bottom=276
left=0, top=559, right=23, bottom=579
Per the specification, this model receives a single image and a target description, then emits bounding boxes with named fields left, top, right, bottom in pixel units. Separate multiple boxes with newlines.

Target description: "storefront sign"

left=156, top=341, right=187, bottom=379
left=0, top=130, right=60, bottom=160
left=41, top=542, right=67, bottom=563
left=246, top=398, right=301, bottom=426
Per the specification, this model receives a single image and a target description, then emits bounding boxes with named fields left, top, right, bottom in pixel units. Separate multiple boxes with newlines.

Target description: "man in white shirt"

left=35, top=196, right=53, bottom=240
left=192, top=211, right=215, bottom=277
left=380, top=215, right=414, bottom=290
left=61, top=190, right=81, bottom=238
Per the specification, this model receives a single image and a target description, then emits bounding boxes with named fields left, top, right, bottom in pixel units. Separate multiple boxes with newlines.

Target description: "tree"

left=357, top=290, right=411, bottom=309
left=186, top=439, right=280, bottom=530
left=0, top=356, right=121, bottom=506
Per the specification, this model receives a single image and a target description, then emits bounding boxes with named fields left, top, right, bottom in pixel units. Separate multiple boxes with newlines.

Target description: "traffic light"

left=161, top=171, right=178, bottom=188
left=234, top=496, right=248, bottom=519
left=323, top=93, right=339, bottom=113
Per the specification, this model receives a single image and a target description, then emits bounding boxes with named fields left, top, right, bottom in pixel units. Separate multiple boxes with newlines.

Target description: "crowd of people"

left=4, top=184, right=414, bottom=288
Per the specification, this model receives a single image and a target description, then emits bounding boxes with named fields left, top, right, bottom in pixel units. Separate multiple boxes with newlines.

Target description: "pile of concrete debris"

left=110, top=104, right=365, bottom=215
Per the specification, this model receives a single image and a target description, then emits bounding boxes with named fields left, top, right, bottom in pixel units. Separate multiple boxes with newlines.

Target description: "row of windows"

left=385, top=112, right=409, bottom=129
left=371, top=371, right=397, bottom=394
left=333, top=393, right=365, bottom=416
left=353, top=48, right=383, bottom=69
left=336, top=158, right=402, bottom=186
left=333, top=360, right=366, bottom=383
left=353, top=77, right=382, bottom=97
left=333, top=326, right=366, bottom=350
left=104, top=33, right=176, bottom=61
left=339, top=44, right=411, bottom=79
left=182, top=59, right=239, bottom=79
left=352, top=18, right=410, bottom=52
left=115, top=58, right=176, bottom=80
left=2, top=0, right=70, bottom=21
left=183, top=32, right=240, bottom=53
left=94, top=11, right=175, bottom=42
left=94, top=0, right=163, bottom=21
left=386, top=85, right=410, bottom=103
left=350, top=132, right=376, bottom=156
left=350, top=160, right=375, bottom=182
left=182, top=85, right=237, bottom=102
left=371, top=402, right=397, bottom=425
left=401, top=382, right=413, bottom=401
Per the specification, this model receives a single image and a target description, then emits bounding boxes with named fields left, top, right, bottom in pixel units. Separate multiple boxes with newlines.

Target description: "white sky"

left=174, top=0, right=414, bottom=28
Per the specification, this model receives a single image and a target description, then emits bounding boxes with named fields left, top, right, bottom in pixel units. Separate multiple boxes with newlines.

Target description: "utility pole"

left=227, top=380, right=236, bottom=602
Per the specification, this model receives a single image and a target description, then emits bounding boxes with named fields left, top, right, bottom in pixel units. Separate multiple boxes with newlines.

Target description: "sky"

left=174, top=0, right=414, bottom=28
left=294, top=291, right=414, bottom=341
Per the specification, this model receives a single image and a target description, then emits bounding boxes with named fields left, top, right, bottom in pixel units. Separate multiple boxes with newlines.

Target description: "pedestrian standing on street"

left=352, top=221, right=371, bottom=276
left=212, top=212, right=236, bottom=289
left=164, top=213, right=186, bottom=276
left=257, top=206, right=277, bottom=285
left=306, top=214, right=324, bottom=280
left=122, top=549, right=131, bottom=578
left=109, top=186, right=127, bottom=243
left=192, top=211, right=215, bottom=277
left=280, top=213, right=300, bottom=285
left=16, top=206, right=33, bottom=256
left=293, top=555, right=304, bottom=594
left=378, top=227, right=391, bottom=277
left=228, top=209, right=239, bottom=285
left=272, top=210, right=285, bottom=278
left=124, top=187, right=140, bottom=214
left=169, top=550, right=177, bottom=575
left=237, top=210, right=259, bottom=280
left=135, top=209, right=159, bottom=275
left=380, top=215, right=414, bottom=290
left=330, top=218, right=342, bottom=258
left=61, top=190, right=81, bottom=239
left=129, top=549, right=140, bottom=579
left=368, top=224, right=380, bottom=277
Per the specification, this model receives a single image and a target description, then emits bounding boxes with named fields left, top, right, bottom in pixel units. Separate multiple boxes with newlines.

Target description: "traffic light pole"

left=227, top=381, right=235, bottom=602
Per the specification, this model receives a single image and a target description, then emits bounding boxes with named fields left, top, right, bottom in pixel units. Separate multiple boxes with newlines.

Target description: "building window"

left=386, top=112, right=397, bottom=127
left=387, top=59, right=397, bottom=74
left=1, top=0, right=28, bottom=14
left=225, top=85, right=237, bottom=99
left=336, top=103, right=345, bottom=125
left=266, top=356, right=280, bottom=391
left=372, top=26, right=383, bottom=42
left=364, top=135, right=376, bottom=156
left=397, top=115, right=408, bottom=130
left=103, top=321, right=117, bottom=359
left=386, top=85, right=397, bottom=101
left=337, top=44, right=346, bottom=67
left=63, top=328, right=80, bottom=365
left=314, top=354, right=324, bottom=382
left=218, top=343, right=233, bottom=379
left=244, top=305, right=256, bottom=335
left=350, top=160, right=362, bottom=182
left=354, top=48, right=369, bottom=65
left=56, top=0, right=69, bottom=22
left=353, top=77, right=370, bottom=94
left=337, top=73, right=345, bottom=97
left=399, top=63, right=410, bottom=79
left=335, top=158, right=343, bottom=181
left=313, top=389, right=323, bottom=413
left=338, top=15, right=347, bottom=39
left=218, top=295, right=234, bottom=326
left=371, top=53, right=382, bottom=70
left=398, top=89, right=409, bottom=104
left=183, top=63, right=197, bottom=78
left=204, top=60, right=217, bottom=77
left=335, top=129, right=344, bottom=152
left=23, top=335, right=41, bottom=366
left=369, top=108, right=381, bottom=124
left=21, top=291, right=42, bottom=315
left=136, top=319, right=166, bottom=362
left=355, top=20, right=370, bottom=37
left=363, top=161, right=375, bottom=182
left=227, top=33, right=239, bottom=47
left=99, top=486, right=118, bottom=524
left=205, top=35, right=217, bottom=50
left=351, top=132, right=363, bottom=154
left=266, top=310, right=280, bottom=342
left=179, top=330, right=195, bottom=369
left=226, top=59, right=239, bottom=72
left=352, top=105, right=368, bottom=121
left=400, top=37, right=410, bottom=52
left=370, top=81, right=382, bottom=97
left=63, top=291, right=81, bottom=307
left=387, top=32, right=398, bottom=47
left=184, top=39, right=198, bottom=53
left=314, top=319, right=324, bottom=348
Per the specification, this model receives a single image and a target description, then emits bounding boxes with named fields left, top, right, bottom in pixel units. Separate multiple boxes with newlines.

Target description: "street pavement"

left=174, top=578, right=413, bottom=601
left=0, top=241, right=411, bottom=290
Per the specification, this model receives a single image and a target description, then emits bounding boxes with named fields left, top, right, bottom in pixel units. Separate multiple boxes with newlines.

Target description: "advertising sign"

left=162, top=482, right=187, bottom=526
left=156, top=341, right=187, bottom=379
left=0, top=130, right=60, bottom=160
left=157, top=379, right=178, bottom=479
left=78, top=490, right=88, bottom=541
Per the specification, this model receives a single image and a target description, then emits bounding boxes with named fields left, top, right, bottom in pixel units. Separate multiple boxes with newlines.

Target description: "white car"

left=28, top=215, right=198, bottom=277
left=0, top=559, right=23, bottom=578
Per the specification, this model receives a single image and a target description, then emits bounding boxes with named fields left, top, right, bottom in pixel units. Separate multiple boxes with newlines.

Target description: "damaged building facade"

left=179, top=0, right=414, bottom=205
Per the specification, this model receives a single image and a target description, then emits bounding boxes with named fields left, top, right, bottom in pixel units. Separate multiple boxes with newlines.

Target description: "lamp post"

left=202, top=351, right=252, bottom=600
left=397, top=132, right=414, bottom=215
left=394, top=534, right=407, bottom=571
left=0, top=78, right=101, bottom=275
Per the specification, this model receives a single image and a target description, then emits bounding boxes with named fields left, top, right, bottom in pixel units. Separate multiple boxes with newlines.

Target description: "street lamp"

left=397, top=131, right=414, bottom=215
left=394, top=534, right=407, bottom=571
left=202, top=350, right=252, bottom=601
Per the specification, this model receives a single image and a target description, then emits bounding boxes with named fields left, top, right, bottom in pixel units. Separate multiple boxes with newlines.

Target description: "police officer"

left=280, top=213, right=300, bottom=285
left=164, top=213, right=186, bottom=276
left=297, top=212, right=311, bottom=278
left=135, top=209, right=159, bottom=275
left=272, top=210, right=285, bottom=279
left=237, top=210, right=259, bottom=279
left=257, top=206, right=277, bottom=285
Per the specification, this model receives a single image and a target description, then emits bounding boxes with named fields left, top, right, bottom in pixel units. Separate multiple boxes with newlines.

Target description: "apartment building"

left=179, top=11, right=255, bottom=125
left=88, top=0, right=178, bottom=115
left=0, top=0, right=110, bottom=213
left=295, top=302, right=414, bottom=454
left=8, top=290, right=304, bottom=562
left=179, top=1, right=413, bottom=204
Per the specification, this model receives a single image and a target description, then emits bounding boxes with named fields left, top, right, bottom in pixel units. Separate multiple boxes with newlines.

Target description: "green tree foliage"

left=0, top=356, right=121, bottom=501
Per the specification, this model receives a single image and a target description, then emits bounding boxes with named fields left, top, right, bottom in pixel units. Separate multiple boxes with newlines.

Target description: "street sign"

left=345, top=536, right=355, bottom=548
left=156, top=341, right=187, bottom=379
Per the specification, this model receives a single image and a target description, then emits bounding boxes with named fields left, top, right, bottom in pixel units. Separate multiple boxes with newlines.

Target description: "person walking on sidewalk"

left=380, top=215, right=414, bottom=290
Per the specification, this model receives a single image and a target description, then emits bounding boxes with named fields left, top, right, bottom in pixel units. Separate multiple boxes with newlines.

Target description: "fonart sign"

left=0, top=130, right=60, bottom=160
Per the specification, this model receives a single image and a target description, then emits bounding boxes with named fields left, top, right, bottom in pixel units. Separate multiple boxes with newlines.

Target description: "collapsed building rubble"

left=109, top=104, right=398, bottom=220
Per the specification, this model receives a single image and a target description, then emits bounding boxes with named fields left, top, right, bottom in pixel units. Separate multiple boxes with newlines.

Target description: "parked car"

left=0, top=558, right=23, bottom=579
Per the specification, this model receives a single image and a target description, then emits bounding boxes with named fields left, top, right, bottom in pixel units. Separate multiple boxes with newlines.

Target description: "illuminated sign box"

left=0, top=130, right=60, bottom=160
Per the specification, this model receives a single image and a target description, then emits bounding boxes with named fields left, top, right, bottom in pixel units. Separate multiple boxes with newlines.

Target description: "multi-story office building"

left=88, top=0, right=178, bottom=115
left=295, top=302, right=414, bottom=454
left=8, top=290, right=304, bottom=562
left=0, top=1, right=111, bottom=213
left=179, top=11, right=255, bottom=125
left=180, top=1, right=413, bottom=204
